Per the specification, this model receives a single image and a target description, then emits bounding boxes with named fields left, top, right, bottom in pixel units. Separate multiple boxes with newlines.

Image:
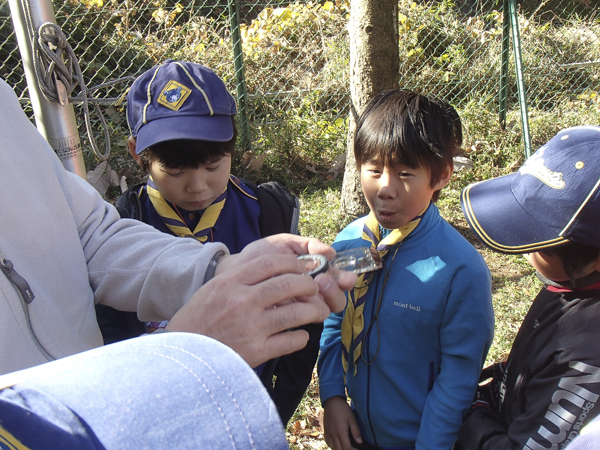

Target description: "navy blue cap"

left=461, top=126, right=600, bottom=254
left=126, top=60, right=237, bottom=154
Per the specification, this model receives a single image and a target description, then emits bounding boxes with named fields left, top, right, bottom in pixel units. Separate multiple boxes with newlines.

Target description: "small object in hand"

left=298, top=247, right=381, bottom=278
left=298, top=254, right=329, bottom=278
left=332, top=247, right=382, bottom=273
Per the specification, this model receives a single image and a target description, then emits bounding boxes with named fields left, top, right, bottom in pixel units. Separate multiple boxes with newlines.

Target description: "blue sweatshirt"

left=318, top=204, right=494, bottom=449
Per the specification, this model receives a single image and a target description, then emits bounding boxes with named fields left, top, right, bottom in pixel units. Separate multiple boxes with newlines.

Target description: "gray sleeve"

left=56, top=157, right=229, bottom=321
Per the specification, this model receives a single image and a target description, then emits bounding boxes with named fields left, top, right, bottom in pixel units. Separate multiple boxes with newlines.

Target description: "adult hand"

left=323, top=396, right=362, bottom=450
left=215, top=234, right=356, bottom=313
left=215, top=233, right=337, bottom=274
left=166, top=248, right=356, bottom=368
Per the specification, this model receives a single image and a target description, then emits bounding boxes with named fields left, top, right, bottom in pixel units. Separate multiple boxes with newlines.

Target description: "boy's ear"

left=433, top=162, right=454, bottom=190
left=128, top=137, right=143, bottom=168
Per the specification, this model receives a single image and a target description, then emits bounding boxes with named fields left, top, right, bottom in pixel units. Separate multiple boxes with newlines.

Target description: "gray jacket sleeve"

left=59, top=167, right=229, bottom=321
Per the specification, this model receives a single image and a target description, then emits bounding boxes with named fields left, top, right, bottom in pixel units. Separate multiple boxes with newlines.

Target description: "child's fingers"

left=338, top=430, right=358, bottom=450
left=323, top=397, right=360, bottom=450
left=349, top=422, right=363, bottom=446
left=326, top=427, right=355, bottom=450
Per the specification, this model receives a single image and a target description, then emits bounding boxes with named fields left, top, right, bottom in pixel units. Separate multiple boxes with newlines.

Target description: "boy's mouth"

left=377, top=210, right=397, bottom=221
left=187, top=198, right=211, bottom=209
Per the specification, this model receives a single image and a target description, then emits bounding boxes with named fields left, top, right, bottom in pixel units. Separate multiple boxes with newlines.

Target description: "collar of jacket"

left=539, top=270, right=600, bottom=292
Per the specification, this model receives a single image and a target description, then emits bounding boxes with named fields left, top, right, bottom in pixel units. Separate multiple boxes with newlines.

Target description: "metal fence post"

left=507, top=0, right=532, bottom=158
left=8, top=0, right=86, bottom=178
left=228, top=0, right=251, bottom=152
left=499, top=0, right=510, bottom=130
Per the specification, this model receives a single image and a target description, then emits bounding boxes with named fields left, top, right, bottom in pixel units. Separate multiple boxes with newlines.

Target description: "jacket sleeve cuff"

left=319, top=382, right=347, bottom=406
left=458, top=407, right=506, bottom=449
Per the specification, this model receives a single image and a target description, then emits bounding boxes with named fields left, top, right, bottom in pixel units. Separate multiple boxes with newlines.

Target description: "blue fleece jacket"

left=318, top=203, right=494, bottom=450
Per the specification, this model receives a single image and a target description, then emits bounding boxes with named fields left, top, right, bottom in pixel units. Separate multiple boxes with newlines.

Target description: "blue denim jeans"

left=0, top=332, right=288, bottom=449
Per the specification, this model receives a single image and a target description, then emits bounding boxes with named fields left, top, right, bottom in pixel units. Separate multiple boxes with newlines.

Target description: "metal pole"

left=508, top=0, right=532, bottom=158
left=499, top=0, right=510, bottom=130
left=228, top=0, right=251, bottom=152
left=9, top=0, right=87, bottom=178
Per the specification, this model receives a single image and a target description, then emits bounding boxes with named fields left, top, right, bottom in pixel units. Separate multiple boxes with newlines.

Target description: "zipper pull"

left=0, top=256, right=35, bottom=304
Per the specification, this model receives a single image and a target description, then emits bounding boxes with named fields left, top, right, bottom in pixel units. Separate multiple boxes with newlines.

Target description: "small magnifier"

left=297, top=254, right=329, bottom=278
left=298, top=247, right=381, bottom=278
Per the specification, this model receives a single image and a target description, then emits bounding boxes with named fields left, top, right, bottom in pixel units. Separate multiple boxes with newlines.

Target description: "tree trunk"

left=340, top=0, right=399, bottom=218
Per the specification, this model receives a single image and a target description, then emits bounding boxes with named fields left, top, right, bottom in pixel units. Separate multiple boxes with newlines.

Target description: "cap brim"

left=135, top=115, right=233, bottom=154
left=461, top=174, right=570, bottom=254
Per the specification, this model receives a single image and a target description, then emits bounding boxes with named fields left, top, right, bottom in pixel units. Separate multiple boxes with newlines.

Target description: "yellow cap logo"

left=158, top=80, right=191, bottom=111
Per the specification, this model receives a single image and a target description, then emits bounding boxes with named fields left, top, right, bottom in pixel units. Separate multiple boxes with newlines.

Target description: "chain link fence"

left=0, top=0, right=598, bottom=182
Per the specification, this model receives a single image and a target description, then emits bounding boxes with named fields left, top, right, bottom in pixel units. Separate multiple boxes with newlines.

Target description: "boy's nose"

left=377, top=185, right=396, bottom=199
left=377, top=173, right=396, bottom=199
left=187, top=176, right=207, bottom=193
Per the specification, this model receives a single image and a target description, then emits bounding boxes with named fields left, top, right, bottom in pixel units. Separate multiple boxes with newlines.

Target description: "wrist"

left=213, top=253, right=239, bottom=278
left=323, top=395, right=347, bottom=408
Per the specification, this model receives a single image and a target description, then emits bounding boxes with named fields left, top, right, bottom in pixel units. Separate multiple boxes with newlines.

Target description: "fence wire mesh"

left=0, top=0, right=598, bottom=181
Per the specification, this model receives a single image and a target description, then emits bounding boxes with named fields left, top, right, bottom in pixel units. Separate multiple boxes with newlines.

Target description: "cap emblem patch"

left=158, top=80, right=191, bottom=111
left=519, top=147, right=565, bottom=189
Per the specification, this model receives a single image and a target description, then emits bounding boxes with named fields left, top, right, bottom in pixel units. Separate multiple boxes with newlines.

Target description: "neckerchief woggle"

left=340, top=205, right=428, bottom=378
left=145, top=175, right=227, bottom=242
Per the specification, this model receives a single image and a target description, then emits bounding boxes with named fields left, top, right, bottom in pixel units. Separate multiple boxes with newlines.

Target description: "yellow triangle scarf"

left=145, top=175, right=227, bottom=242
left=1, top=425, right=32, bottom=450
left=340, top=206, right=428, bottom=378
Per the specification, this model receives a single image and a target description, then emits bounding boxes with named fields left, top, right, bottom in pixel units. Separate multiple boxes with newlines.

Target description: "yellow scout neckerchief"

left=145, top=175, right=227, bottom=242
left=340, top=206, right=427, bottom=378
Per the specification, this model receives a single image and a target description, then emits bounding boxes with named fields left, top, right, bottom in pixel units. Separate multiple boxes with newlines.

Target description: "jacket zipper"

left=1, top=250, right=54, bottom=360
left=0, top=252, right=35, bottom=303
left=364, top=267, right=384, bottom=447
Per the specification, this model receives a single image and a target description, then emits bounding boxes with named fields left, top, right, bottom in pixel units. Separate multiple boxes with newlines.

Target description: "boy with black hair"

left=318, top=89, right=495, bottom=449
left=457, top=126, right=600, bottom=449
left=95, top=59, right=317, bottom=425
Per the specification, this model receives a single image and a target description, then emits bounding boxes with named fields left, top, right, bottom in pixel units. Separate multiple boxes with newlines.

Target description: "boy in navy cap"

left=95, top=60, right=319, bottom=425
left=458, top=126, right=600, bottom=449
left=120, top=59, right=258, bottom=256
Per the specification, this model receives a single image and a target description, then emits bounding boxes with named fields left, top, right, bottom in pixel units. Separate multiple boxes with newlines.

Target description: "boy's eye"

left=363, top=164, right=382, bottom=174
left=162, top=169, right=184, bottom=177
left=206, top=162, right=222, bottom=172
left=399, top=171, right=413, bottom=177
left=205, top=155, right=230, bottom=171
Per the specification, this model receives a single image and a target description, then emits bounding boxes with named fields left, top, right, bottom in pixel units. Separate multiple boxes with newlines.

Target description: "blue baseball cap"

left=126, top=60, right=238, bottom=154
left=461, top=126, right=600, bottom=254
